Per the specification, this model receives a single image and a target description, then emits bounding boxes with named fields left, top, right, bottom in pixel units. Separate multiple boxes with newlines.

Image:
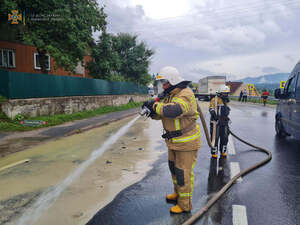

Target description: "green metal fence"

left=0, top=70, right=148, bottom=99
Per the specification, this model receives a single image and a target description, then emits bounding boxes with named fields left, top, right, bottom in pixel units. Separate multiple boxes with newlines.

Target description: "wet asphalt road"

left=87, top=101, right=300, bottom=225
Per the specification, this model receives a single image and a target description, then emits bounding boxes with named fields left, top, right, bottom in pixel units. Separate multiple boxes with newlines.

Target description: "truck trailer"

left=195, top=76, right=226, bottom=101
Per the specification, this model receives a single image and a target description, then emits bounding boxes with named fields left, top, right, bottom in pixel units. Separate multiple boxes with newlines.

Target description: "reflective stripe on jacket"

left=153, top=87, right=201, bottom=151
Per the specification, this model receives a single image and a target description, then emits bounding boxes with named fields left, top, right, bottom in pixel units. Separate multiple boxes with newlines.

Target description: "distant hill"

left=236, top=73, right=290, bottom=84
left=235, top=73, right=290, bottom=91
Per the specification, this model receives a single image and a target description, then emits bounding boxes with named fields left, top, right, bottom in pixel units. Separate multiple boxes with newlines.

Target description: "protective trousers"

left=210, top=121, right=229, bottom=153
left=168, top=149, right=198, bottom=211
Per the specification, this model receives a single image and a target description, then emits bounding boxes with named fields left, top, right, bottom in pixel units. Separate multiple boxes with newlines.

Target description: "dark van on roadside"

left=274, top=61, right=300, bottom=139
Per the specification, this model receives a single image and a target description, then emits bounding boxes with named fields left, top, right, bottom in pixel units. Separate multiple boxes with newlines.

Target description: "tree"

left=88, top=32, right=154, bottom=86
left=1, top=0, right=107, bottom=73
left=113, top=33, right=154, bottom=85
left=87, top=31, right=121, bottom=80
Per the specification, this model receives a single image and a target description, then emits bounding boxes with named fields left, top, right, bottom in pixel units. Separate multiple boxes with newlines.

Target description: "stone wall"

left=1, top=95, right=149, bottom=119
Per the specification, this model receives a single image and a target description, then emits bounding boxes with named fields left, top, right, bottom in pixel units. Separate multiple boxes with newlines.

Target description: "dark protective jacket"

left=153, top=87, right=201, bottom=151
left=209, top=96, right=230, bottom=124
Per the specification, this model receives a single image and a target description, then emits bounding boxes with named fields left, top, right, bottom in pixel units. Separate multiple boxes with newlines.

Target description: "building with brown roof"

left=0, top=40, right=92, bottom=78
left=226, top=81, right=259, bottom=96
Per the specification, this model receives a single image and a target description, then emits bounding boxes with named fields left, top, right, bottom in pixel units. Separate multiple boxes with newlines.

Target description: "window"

left=285, top=76, right=297, bottom=98
left=0, top=49, right=15, bottom=68
left=296, top=72, right=300, bottom=99
left=0, top=50, right=2, bottom=67
left=34, top=53, right=50, bottom=70
left=8, top=51, right=14, bottom=67
left=75, top=61, right=84, bottom=75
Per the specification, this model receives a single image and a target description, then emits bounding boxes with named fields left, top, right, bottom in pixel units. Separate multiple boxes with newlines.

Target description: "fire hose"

left=181, top=103, right=272, bottom=225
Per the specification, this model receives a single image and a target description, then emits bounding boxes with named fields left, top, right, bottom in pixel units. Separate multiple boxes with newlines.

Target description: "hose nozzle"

left=139, top=106, right=151, bottom=117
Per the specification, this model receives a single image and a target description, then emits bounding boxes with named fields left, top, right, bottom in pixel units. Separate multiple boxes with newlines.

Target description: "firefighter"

left=142, top=66, right=201, bottom=214
left=209, top=85, right=231, bottom=158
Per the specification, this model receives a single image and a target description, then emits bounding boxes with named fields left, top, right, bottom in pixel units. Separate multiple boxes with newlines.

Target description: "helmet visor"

left=156, top=79, right=169, bottom=94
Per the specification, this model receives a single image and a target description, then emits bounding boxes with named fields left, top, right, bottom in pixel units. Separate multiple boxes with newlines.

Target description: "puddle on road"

left=0, top=115, right=163, bottom=225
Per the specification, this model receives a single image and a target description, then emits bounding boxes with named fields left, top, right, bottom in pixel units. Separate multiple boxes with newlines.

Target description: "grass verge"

left=230, top=96, right=278, bottom=105
left=0, top=101, right=143, bottom=132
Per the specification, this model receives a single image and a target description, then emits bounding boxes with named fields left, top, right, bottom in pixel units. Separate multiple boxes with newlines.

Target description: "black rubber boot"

left=221, top=146, right=227, bottom=157
left=211, top=147, right=218, bottom=158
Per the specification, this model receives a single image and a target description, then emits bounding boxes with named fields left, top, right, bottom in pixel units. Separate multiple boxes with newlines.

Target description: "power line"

left=150, top=2, right=298, bottom=27
left=145, top=0, right=298, bottom=22
left=132, top=4, right=300, bottom=37
left=109, top=0, right=300, bottom=35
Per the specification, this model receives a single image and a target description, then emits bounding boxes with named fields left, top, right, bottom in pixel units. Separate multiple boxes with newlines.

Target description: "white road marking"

left=228, top=134, right=236, bottom=155
left=230, top=162, right=243, bottom=182
left=232, top=205, right=248, bottom=225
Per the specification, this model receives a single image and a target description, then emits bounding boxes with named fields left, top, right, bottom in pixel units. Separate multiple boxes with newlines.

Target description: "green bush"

left=14, top=114, right=25, bottom=122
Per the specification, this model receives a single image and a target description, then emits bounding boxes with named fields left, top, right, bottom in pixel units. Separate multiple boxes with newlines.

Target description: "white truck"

left=195, top=76, right=226, bottom=101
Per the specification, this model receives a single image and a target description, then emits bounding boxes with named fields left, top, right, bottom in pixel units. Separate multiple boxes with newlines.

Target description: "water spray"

left=16, top=116, right=141, bottom=225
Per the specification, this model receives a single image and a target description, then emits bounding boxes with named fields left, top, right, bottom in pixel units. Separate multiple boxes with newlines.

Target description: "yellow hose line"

left=197, top=102, right=216, bottom=148
left=0, top=159, right=31, bottom=172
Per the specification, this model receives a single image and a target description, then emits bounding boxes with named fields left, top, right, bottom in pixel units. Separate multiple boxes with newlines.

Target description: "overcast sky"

left=95, top=0, right=300, bottom=81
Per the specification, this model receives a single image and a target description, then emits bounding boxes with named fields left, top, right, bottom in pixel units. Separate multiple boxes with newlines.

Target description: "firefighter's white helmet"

left=156, top=66, right=184, bottom=86
left=218, top=85, right=230, bottom=93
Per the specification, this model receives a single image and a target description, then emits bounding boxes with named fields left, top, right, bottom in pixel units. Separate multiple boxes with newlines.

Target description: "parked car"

left=274, top=60, right=300, bottom=139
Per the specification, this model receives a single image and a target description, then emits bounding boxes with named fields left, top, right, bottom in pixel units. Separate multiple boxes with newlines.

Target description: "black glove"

left=221, top=96, right=230, bottom=103
left=220, top=105, right=230, bottom=117
left=142, top=100, right=156, bottom=116
left=209, top=109, right=218, bottom=121
left=142, top=100, right=155, bottom=109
